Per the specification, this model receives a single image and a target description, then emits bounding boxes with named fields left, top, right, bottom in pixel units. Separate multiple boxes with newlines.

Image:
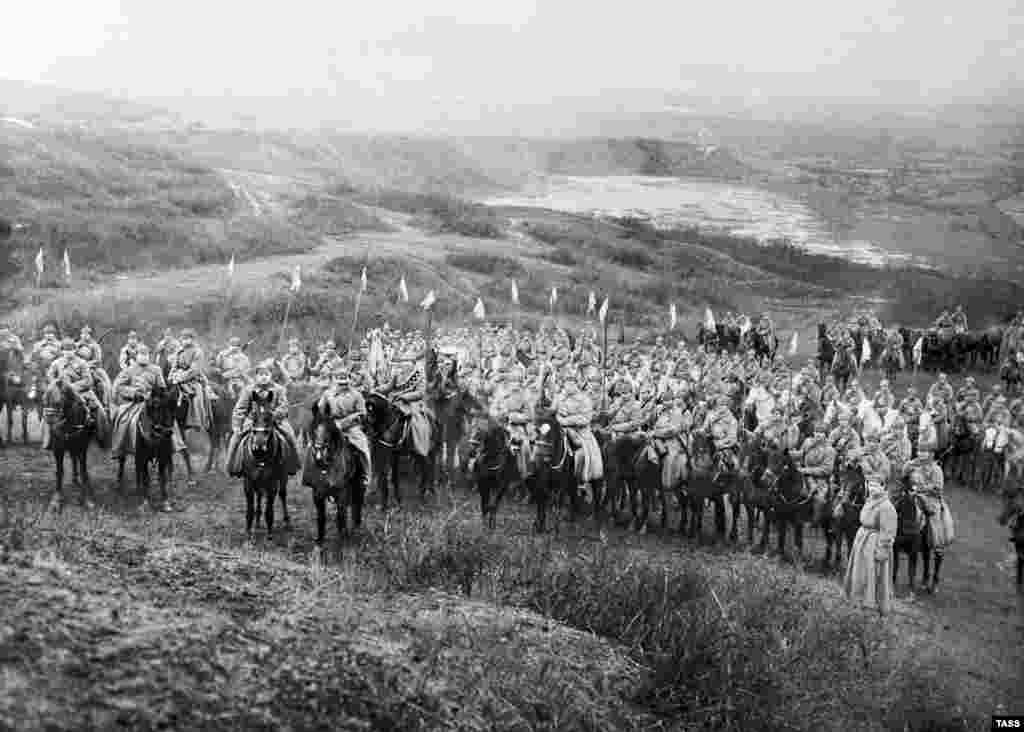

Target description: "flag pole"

left=278, top=294, right=294, bottom=353
left=601, top=314, right=609, bottom=414
left=347, top=245, right=371, bottom=360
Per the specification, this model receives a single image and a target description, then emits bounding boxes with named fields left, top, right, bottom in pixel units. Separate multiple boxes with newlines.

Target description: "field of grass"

left=0, top=439, right=996, bottom=731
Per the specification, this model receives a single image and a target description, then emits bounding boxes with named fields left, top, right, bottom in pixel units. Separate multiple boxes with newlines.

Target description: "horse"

left=469, top=417, right=519, bottom=530
left=239, top=392, right=290, bottom=539
left=822, top=461, right=865, bottom=571
left=816, top=324, right=835, bottom=384
left=696, top=324, right=719, bottom=353
left=728, top=430, right=763, bottom=545
left=1, top=349, right=32, bottom=444
left=678, top=432, right=733, bottom=542
left=750, top=329, right=777, bottom=366
left=941, top=413, right=979, bottom=487
left=830, top=344, right=856, bottom=394
left=531, top=409, right=575, bottom=534
left=302, top=416, right=364, bottom=546
left=42, top=381, right=98, bottom=511
left=117, top=385, right=176, bottom=512
left=1000, top=359, right=1023, bottom=398
left=892, top=483, right=946, bottom=594
left=754, top=441, right=812, bottom=559
left=997, top=478, right=1024, bottom=590
left=202, top=375, right=237, bottom=474
left=166, top=382, right=206, bottom=487
left=363, top=392, right=439, bottom=508
left=433, top=387, right=482, bottom=491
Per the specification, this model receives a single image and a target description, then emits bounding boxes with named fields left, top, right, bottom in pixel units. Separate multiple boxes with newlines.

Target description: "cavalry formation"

left=1, top=303, right=1023, bottom=591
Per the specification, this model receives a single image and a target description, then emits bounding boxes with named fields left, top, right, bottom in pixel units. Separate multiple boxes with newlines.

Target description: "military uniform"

left=168, top=338, right=211, bottom=431
left=215, top=345, right=251, bottom=398
left=828, top=421, right=862, bottom=466
left=279, top=347, right=308, bottom=384
left=701, top=401, right=740, bottom=473
left=110, top=360, right=187, bottom=457
left=903, top=454, right=955, bottom=549
left=46, top=346, right=110, bottom=447
left=317, top=378, right=371, bottom=488
left=118, top=338, right=141, bottom=371
left=793, top=433, right=835, bottom=522
left=226, top=381, right=299, bottom=476
left=554, top=382, right=603, bottom=483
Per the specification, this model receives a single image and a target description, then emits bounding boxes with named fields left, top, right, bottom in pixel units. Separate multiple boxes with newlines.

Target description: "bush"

left=539, top=247, right=577, bottom=267
left=445, top=252, right=525, bottom=278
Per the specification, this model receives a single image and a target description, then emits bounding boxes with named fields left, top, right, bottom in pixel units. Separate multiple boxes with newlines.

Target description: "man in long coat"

left=316, top=366, right=371, bottom=491
left=168, top=328, right=211, bottom=432
left=792, top=421, right=836, bottom=524
left=226, top=360, right=299, bottom=477
left=110, top=344, right=187, bottom=462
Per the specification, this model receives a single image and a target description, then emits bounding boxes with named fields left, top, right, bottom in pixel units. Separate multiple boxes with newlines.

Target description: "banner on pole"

left=290, top=265, right=302, bottom=293
left=398, top=276, right=409, bottom=302
left=420, top=290, right=436, bottom=310
left=473, top=297, right=486, bottom=320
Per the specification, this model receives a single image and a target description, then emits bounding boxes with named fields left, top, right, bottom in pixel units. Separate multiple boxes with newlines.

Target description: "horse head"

left=364, top=391, right=403, bottom=444
left=249, top=391, right=277, bottom=456
left=533, top=409, right=566, bottom=469
left=143, top=385, right=177, bottom=441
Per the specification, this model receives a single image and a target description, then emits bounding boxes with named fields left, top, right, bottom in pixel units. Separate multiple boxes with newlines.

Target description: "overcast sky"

left=4, top=0, right=1022, bottom=131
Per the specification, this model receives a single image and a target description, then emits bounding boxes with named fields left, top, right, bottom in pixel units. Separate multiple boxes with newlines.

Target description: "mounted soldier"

left=214, top=336, right=251, bottom=399
left=553, top=369, right=604, bottom=494
left=701, top=393, right=740, bottom=477
left=310, top=340, right=343, bottom=387
left=226, top=359, right=300, bottom=478
left=76, top=326, right=112, bottom=410
left=792, top=420, right=836, bottom=524
left=167, top=328, right=211, bottom=433
left=154, top=328, right=181, bottom=376
left=377, top=346, right=434, bottom=457
left=110, top=343, right=187, bottom=467
left=317, top=365, right=371, bottom=493
left=934, top=309, right=953, bottom=331
left=279, top=337, right=308, bottom=384
left=45, top=337, right=110, bottom=449
left=829, top=412, right=862, bottom=467
left=951, top=305, right=968, bottom=335
left=118, top=331, right=142, bottom=371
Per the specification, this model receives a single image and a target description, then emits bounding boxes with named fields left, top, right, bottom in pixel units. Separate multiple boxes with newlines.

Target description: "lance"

left=278, top=293, right=295, bottom=354
left=601, top=313, right=609, bottom=414
left=346, top=244, right=372, bottom=362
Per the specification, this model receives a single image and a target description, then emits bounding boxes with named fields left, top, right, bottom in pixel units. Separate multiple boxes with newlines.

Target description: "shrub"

left=445, top=252, right=525, bottom=278
left=539, top=247, right=577, bottom=267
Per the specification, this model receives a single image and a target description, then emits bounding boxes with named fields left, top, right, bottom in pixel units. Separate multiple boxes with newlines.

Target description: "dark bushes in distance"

left=445, top=252, right=525, bottom=278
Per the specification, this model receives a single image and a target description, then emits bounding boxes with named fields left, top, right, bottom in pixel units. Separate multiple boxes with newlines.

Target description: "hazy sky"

left=4, top=0, right=1022, bottom=131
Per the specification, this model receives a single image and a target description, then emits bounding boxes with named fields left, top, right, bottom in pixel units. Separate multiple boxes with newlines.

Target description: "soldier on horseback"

left=934, top=309, right=953, bottom=331
left=110, top=344, right=187, bottom=484
left=792, top=421, right=836, bottom=523
left=214, top=336, right=251, bottom=399
left=279, top=337, right=308, bottom=384
left=154, top=328, right=181, bottom=372
left=701, top=393, right=740, bottom=477
left=118, top=331, right=141, bottom=371
left=310, top=340, right=343, bottom=387
left=76, top=327, right=112, bottom=409
left=226, top=359, right=300, bottom=478
left=168, top=328, right=211, bottom=433
left=317, top=365, right=371, bottom=493
left=378, top=347, right=433, bottom=456
left=829, top=412, right=862, bottom=466
left=951, top=305, right=968, bottom=335
left=45, top=338, right=110, bottom=449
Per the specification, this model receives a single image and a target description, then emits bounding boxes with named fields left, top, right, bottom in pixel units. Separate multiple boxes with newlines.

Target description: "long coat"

left=843, top=494, right=898, bottom=615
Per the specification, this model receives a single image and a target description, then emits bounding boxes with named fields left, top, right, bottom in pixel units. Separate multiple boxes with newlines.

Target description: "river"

left=484, top=175, right=924, bottom=268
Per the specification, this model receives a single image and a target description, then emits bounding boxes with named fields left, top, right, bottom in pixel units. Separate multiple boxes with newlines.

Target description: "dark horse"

left=750, top=329, right=777, bottom=366
left=531, top=409, right=575, bottom=533
left=941, top=413, right=978, bottom=487
left=752, top=441, right=812, bottom=558
left=239, top=392, right=290, bottom=538
left=1, top=347, right=32, bottom=444
left=468, top=417, right=519, bottom=530
left=117, top=386, right=176, bottom=512
left=893, top=487, right=938, bottom=593
left=831, top=343, right=857, bottom=394
left=43, top=381, right=98, bottom=511
left=679, top=432, right=734, bottom=541
left=302, top=415, right=364, bottom=546
left=602, top=430, right=667, bottom=532
left=822, top=461, right=866, bottom=571
left=998, top=478, right=1024, bottom=590
left=816, top=323, right=835, bottom=384
left=433, top=387, right=482, bottom=491
left=202, top=376, right=237, bottom=474
left=363, top=392, right=438, bottom=508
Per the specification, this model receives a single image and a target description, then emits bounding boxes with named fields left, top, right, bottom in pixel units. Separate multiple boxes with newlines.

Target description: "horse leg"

left=279, top=477, right=291, bottom=527
left=793, top=522, right=805, bottom=563
left=892, top=547, right=901, bottom=589
left=50, top=448, right=65, bottom=512
left=776, top=519, right=787, bottom=557
left=713, top=495, right=727, bottom=540
left=729, top=494, right=741, bottom=543
left=6, top=404, right=12, bottom=443
left=919, top=541, right=931, bottom=589
left=352, top=479, right=365, bottom=530
left=204, top=431, right=217, bottom=473
left=265, top=485, right=276, bottom=539
left=314, top=495, right=327, bottom=545
left=244, top=481, right=255, bottom=538
left=21, top=407, right=29, bottom=445
left=930, top=550, right=944, bottom=593
left=79, top=449, right=94, bottom=510
left=117, top=456, right=126, bottom=491
left=137, top=453, right=150, bottom=509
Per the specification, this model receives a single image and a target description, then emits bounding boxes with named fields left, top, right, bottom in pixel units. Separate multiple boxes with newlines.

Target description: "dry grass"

left=0, top=482, right=987, bottom=732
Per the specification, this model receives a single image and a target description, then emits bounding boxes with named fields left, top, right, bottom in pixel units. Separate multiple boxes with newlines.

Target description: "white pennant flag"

left=420, top=290, right=436, bottom=310
left=62, top=248, right=71, bottom=282
left=398, top=276, right=409, bottom=302
left=549, top=287, right=558, bottom=308
left=598, top=296, right=609, bottom=324
left=669, top=303, right=677, bottom=331
left=227, top=253, right=235, bottom=279
left=861, top=336, right=872, bottom=365
left=511, top=279, right=519, bottom=305
left=739, top=314, right=751, bottom=336
left=290, top=264, right=302, bottom=293
left=360, top=266, right=367, bottom=293
left=704, top=307, right=716, bottom=331
left=913, top=336, right=923, bottom=366
left=788, top=331, right=799, bottom=357
left=34, top=247, right=44, bottom=276
left=587, top=291, right=596, bottom=315
left=473, top=297, right=486, bottom=320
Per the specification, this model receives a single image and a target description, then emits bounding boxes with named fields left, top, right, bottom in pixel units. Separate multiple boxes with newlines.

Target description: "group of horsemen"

left=2, top=313, right=1015, bottom=539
